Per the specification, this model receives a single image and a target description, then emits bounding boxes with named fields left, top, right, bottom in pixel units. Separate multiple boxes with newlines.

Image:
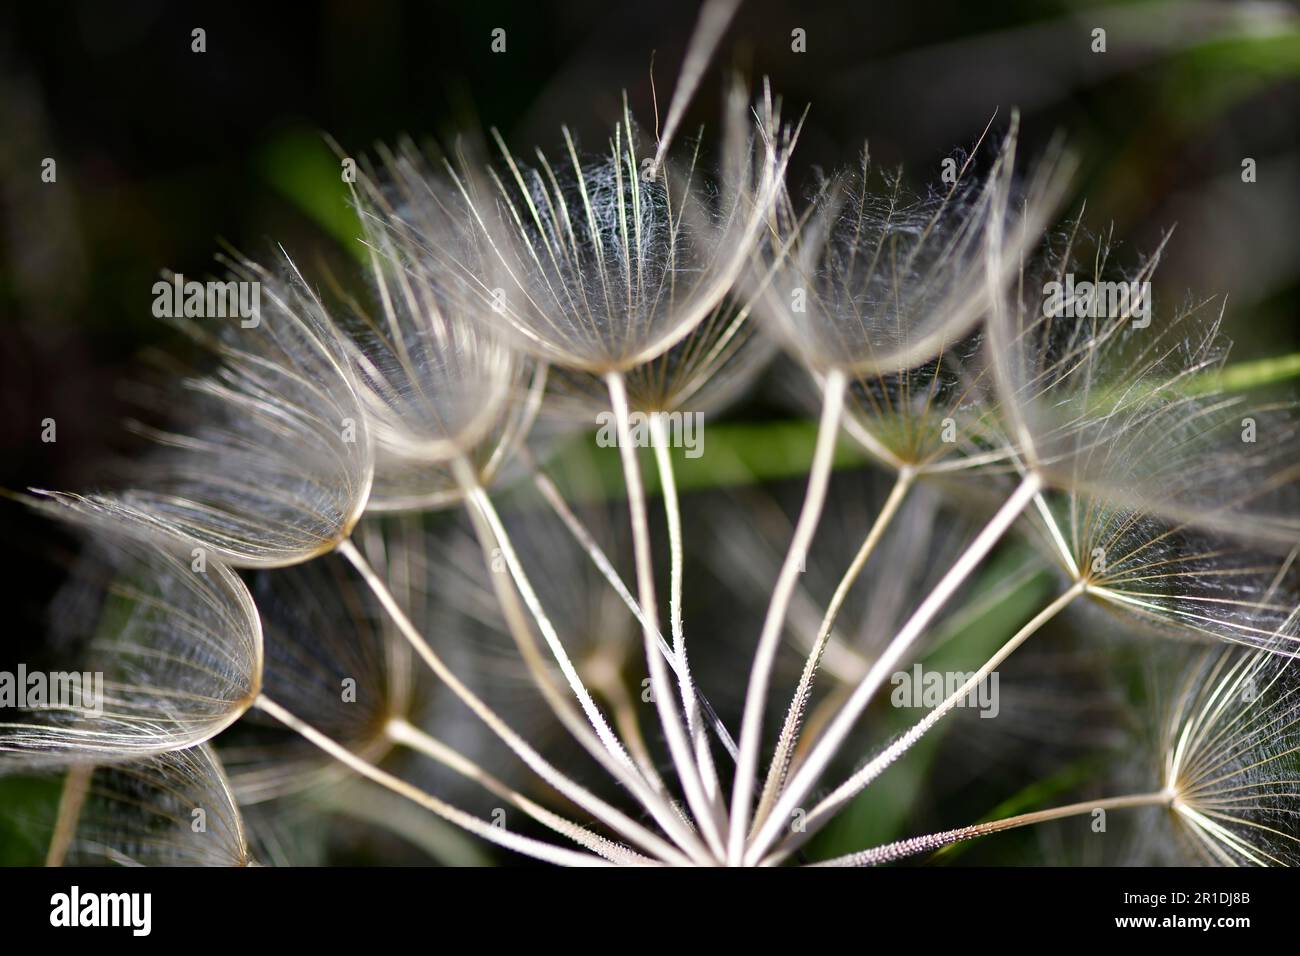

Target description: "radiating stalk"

left=753, top=467, right=914, bottom=835
left=453, top=486, right=695, bottom=841
left=772, top=582, right=1084, bottom=861
left=746, top=472, right=1043, bottom=865
left=525, top=450, right=738, bottom=758
left=456, top=459, right=638, bottom=777
left=336, top=537, right=702, bottom=865
left=386, top=717, right=656, bottom=865
left=646, top=0, right=741, bottom=175
left=808, top=790, right=1171, bottom=867
left=606, top=370, right=727, bottom=860
left=728, top=368, right=847, bottom=865
left=254, top=695, right=610, bottom=868
left=650, top=410, right=723, bottom=804
left=45, top=764, right=93, bottom=867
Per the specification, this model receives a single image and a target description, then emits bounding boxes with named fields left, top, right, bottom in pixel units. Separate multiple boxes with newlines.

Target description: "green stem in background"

left=540, top=343, right=1300, bottom=503
left=1190, top=352, right=1300, bottom=395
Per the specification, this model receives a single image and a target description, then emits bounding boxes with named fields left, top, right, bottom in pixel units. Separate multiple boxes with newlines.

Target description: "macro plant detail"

left=4, top=0, right=1300, bottom=873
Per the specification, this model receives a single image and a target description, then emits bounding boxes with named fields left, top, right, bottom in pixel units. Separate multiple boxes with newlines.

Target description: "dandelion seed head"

left=224, top=549, right=414, bottom=804
left=756, top=120, right=1066, bottom=380
left=60, top=745, right=253, bottom=867
left=14, top=48, right=1300, bottom=869
left=468, top=97, right=785, bottom=375
left=53, top=257, right=375, bottom=567
left=1162, top=642, right=1300, bottom=865
left=2, top=506, right=262, bottom=768
left=345, top=142, right=542, bottom=511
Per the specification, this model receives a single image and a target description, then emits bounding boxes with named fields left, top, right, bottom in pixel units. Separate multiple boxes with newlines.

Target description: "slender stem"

left=525, top=450, right=738, bottom=758
left=45, top=764, right=93, bottom=867
left=753, top=467, right=913, bottom=835
left=773, top=582, right=1084, bottom=862
left=386, top=717, right=656, bottom=865
left=746, top=471, right=1043, bottom=865
left=460, top=500, right=616, bottom=759
left=456, top=460, right=637, bottom=776
left=335, top=536, right=698, bottom=866
left=586, top=650, right=665, bottom=784
left=808, top=790, right=1172, bottom=867
left=253, top=695, right=609, bottom=867
left=606, top=370, right=725, bottom=860
left=650, top=411, right=723, bottom=804
left=728, top=368, right=847, bottom=865
left=1032, top=489, right=1079, bottom=578
left=453, top=480, right=695, bottom=845
left=647, top=0, right=741, bottom=173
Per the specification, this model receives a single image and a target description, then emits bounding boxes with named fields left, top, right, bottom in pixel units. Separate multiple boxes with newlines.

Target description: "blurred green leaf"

left=0, top=776, right=60, bottom=866
left=544, top=340, right=1300, bottom=502
left=1191, top=351, right=1300, bottom=394
left=1163, top=28, right=1300, bottom=123
left=930, top=756, right=1103, bottom=864
left=259, top=130, right=361, bottom=256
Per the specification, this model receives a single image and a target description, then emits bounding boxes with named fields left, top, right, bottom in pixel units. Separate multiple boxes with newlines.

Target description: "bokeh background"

left=1, top=0, right=1298, bottom=864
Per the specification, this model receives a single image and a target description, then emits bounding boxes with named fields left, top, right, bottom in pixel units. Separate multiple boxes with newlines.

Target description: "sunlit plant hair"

left=0, top=509, right=262, bottom=767
left=48, top=745, right=254, bottom=867
left=456, top=84, right=789, bottom=378
left=752, top=115, right=1067, bottom=379
left=34, top=255, right=374, bottom=569
left=343, top=139, right=546, bottom=512
left=1162, top=640, right=1300, bottom=866
left=12, top=4, right=1300, bottom=871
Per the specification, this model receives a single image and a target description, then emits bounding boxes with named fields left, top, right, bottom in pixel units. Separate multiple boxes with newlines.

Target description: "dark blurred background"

left=4, top=0, right=1299, bottom=500
left=1, top=0, right=1298, bottom=863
